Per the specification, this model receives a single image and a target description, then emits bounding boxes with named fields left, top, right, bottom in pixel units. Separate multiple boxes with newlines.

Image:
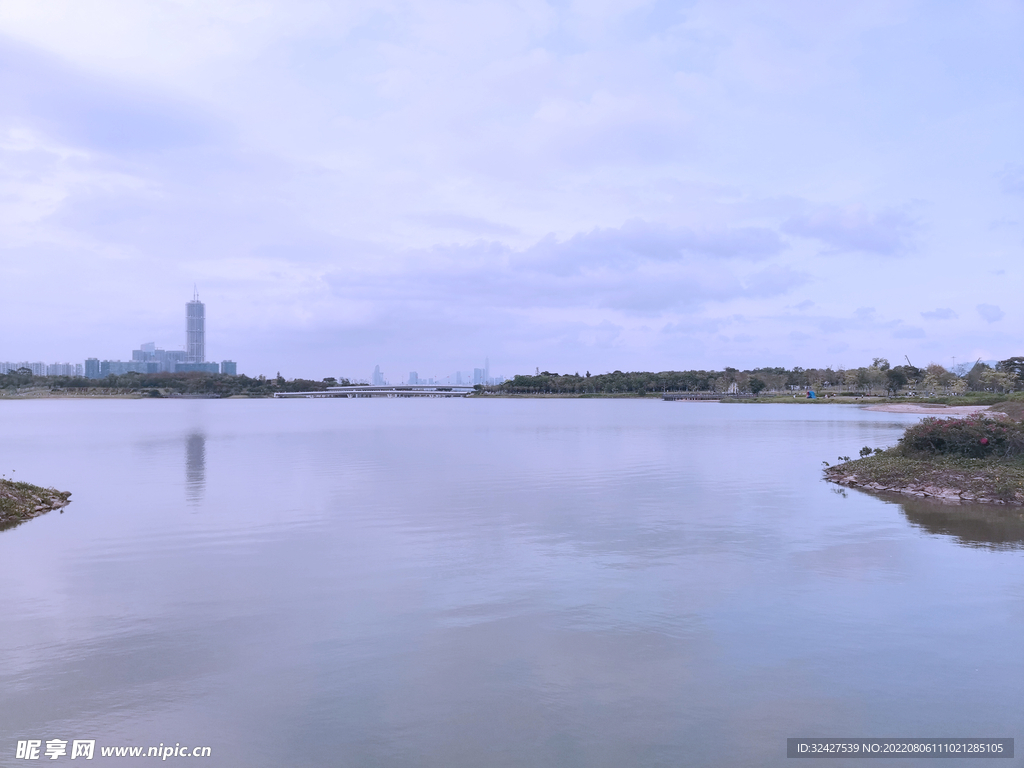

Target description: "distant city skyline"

left=82, top=293, right=231, bottom=376
left=374, top=359, right=505, bottom=387
left=0, top=293, right=236, bottom=378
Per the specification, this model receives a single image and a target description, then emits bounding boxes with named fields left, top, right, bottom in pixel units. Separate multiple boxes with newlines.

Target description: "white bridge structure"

left=274, top=384, right=476, bottom=399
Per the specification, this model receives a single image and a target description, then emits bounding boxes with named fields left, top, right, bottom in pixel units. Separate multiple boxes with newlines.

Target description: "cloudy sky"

left=1, top=0, right=1021, bottom=380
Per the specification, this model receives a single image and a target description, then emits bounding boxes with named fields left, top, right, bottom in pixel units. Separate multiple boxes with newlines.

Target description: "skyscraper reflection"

left=185, top=432, right=206, bottom=505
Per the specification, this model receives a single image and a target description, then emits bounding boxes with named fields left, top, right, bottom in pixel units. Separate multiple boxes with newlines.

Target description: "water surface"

left=1, top=400, right=1021, bottom=766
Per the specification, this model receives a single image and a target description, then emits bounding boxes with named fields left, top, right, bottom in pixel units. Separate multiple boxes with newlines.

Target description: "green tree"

left=966, top=361, right=990, bottom=392
left=885, top=367, right=908, bottom=396
left=997, top=357, right=1024, bottom=390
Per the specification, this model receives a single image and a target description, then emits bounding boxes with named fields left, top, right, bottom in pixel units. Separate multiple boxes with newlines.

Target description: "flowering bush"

left=896, top=416, right=1024, bottom=458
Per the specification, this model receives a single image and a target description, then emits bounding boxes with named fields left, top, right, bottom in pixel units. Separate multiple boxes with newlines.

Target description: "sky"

left=1, top=0, right=1021, bottom=380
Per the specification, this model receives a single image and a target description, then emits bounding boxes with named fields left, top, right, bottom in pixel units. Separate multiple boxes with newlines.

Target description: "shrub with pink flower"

left=896, top=415, right=1024, bottom=459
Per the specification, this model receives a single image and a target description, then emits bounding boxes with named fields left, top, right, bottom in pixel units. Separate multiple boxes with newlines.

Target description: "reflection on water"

left=184, top=432, right=205, bottom=505
left=1, top=401, right=1023, bottom=768
left=0, top=508, right=29, bottom=533
left=898, top=495, right=1024, bottom=550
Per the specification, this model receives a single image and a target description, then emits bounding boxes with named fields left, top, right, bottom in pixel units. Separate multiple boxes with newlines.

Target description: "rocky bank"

left=0, top=479, right=73, bottom=529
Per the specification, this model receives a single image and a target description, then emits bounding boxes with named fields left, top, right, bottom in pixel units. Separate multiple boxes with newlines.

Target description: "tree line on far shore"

left=490, top=357, right=1024, bottom=396
left=0, top=369, right=351, bottom=397
left=2, top=356, right=1022, bottom=398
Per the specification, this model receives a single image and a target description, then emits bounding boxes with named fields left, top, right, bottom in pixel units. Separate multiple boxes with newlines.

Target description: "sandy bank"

left=863, top=403, right=995, bottom=416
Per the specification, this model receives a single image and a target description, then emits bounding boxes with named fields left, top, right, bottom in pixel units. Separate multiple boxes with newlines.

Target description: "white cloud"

left=323, top=220, right=806, bottom=317
left=977, top=304, right=1005, bottom=323
left=782, top=205, right=918, bottom=256
left=999, top=164, right=1024, bottom=196
left=892, top=325, right=926, bottom=339
left=519, top=219, right=785, bottom=276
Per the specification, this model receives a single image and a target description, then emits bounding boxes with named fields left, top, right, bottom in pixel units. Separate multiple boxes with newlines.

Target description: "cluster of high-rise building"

left=399, top=358, right=505, bottom=387
left=85, top=292, right=236, bottom=377
left=2, top=292, right=237, bottom=379
left=0, top=362, right=83, bottom=376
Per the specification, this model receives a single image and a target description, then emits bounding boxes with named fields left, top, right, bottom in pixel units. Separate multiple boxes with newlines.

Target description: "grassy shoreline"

left=825, top=413, right=1024, bottom=506
left=825, top=454, right=1024, bottom=505
left=0, top=479, right=72, bottom=530
left=3, top=388, right=1022, bottom=407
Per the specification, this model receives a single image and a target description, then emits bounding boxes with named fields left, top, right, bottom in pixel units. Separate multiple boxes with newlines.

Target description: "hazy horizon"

left=1, top=2, right=1021, bottom=378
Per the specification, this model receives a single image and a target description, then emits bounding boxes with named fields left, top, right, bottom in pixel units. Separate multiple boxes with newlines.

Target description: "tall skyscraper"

left=372, top=365, right=384, bottom=385
left=186, top=289, right=205, bottom=363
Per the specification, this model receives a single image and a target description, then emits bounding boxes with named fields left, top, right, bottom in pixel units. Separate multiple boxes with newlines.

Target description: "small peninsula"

left=825, top=410, right=1024, bottom=505
left=0, top=479, right=72, bottom=530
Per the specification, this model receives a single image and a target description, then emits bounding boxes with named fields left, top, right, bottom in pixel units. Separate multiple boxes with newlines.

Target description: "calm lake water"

left=1, top=400, right=1022, bottom=766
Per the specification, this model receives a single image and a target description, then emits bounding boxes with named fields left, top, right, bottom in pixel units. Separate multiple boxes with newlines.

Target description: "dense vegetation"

left=492, top=357, right=1024, bottom=396
left=0, top=368, right=350, bottom=397
left=895, top=416, right=1024, bottom=459
left=826, top=414, right=1024, bottom=505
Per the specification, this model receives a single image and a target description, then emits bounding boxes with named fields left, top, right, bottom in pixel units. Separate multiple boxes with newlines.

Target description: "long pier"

left=662, top=393, right=755, bottom=401
left=274, top=384, right=475, bottom=399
